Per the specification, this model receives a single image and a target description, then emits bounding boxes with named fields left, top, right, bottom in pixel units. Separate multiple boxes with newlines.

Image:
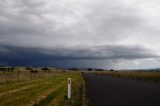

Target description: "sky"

left=0, top=0, right=160, bottom=69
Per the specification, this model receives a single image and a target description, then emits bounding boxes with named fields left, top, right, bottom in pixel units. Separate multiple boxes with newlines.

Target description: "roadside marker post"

left=68, top=78, right=71, bottom=99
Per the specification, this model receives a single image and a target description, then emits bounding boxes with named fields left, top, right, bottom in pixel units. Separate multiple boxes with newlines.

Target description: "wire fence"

left=0, top=70, right=57, bottom=83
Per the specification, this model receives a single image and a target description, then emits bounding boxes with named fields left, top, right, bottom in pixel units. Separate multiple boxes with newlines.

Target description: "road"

left=83, top=73, right=160, bottom=106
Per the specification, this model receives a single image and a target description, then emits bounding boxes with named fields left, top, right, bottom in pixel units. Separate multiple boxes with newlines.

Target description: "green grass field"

left=0, top=71, right=86, bottom=106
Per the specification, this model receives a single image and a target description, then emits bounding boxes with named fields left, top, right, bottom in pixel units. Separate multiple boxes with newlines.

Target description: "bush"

left=95, top=69, right=104, bottom=71
left=69, top=67, right=79, bottom=70
left=110, top=69, right=114, bottom=71
left=41, top=67, right=50, bottom=70
left=30, top=70, right=38, bottom=73
left=0, top=67, right=14, bottom=72
left=88, top=68, right=93, bottom=71
left=26, top=67, right=33, bottom=71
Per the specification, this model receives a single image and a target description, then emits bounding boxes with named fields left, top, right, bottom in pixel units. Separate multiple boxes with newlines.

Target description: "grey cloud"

left=0, top=44, right=159, bottom=68
left=45, top=45, right=159, bottom=59
left=0, top=44, right=158, bottom=60
left=0, top=0, right=143, bottom=47
left=0, top=0, right=160, bottom=69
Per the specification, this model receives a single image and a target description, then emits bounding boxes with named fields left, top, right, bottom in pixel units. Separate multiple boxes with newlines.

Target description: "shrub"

left=88, top=68, right=93, bottom=71
left=69, top=67, right=79, bottom=70
left=41, top=67, right=50, bottom=70
left=30, top=70, right=38, bottom=73
left=110, top=69, right=114, bottom=71
left=26, top=67, right=33, bottom=71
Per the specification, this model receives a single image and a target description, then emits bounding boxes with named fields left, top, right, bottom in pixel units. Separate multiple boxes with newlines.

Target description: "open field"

left=0, top=70, right=86, bottom=106
left=92, top=71, right=160, bottom=82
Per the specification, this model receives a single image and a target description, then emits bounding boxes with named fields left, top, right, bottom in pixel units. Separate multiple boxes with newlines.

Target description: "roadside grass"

left=0, top=79, right=48, bottom=94
left=69, top=73, right=82, bottom=106
left=36, top=72, right=87, bottom=106
left=0, top=74, right=65, bottom=105
left=81, top=74, right=88, bottom=106
left=0, top=71, right=87, bottom=106
left=94, top=71, right=160, bottom=82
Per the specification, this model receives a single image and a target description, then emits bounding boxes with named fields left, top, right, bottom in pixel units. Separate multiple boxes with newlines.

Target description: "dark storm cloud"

left=46, top=45, right=158, bottom=59
left=0, top=45, right=158, bottom=60
left=0, top=44, right=158, bottom=68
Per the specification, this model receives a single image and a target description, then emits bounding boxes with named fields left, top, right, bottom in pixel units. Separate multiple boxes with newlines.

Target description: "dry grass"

left=94, top=71, right=160, bottom=82
left=0, top=71, right=86, bottom=106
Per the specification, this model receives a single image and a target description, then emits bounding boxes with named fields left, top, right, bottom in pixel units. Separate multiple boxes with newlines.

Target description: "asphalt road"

left=83, top=73, right=160, bottom=106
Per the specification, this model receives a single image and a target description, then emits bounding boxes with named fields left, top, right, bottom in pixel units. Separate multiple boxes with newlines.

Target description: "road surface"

left=83, top=73, right=160, bottom=106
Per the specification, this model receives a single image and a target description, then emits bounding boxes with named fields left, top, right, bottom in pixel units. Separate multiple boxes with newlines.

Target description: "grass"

left=94, top=71, right=160, bottom=82
left=81, top=73, right=88, bottom=106
left=0, top=71, right=87, bottom=106
left=37, top=72, right=87, bottom=106
left=0, top=74, right=64, bottom=105
left=35, top=84, right=65, bottom=106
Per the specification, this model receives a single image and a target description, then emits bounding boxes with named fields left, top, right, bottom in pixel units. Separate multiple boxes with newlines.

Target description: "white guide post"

left=68, top=78, right=71, bottom=99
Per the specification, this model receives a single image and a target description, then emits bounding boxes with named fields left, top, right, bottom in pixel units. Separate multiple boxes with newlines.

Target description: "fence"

left=0, top=70, right=57, bottom=83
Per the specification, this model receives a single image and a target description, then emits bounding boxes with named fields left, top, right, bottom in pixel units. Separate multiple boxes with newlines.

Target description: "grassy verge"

left=36, top=72, right=87, bottom=106
left=0, top=73, right=67, bottom=105
left=94, top=71, right=160, bottom=82
left=0, top=71, right=87, bottom=106
left=81, top=74, right=88, bottom=106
